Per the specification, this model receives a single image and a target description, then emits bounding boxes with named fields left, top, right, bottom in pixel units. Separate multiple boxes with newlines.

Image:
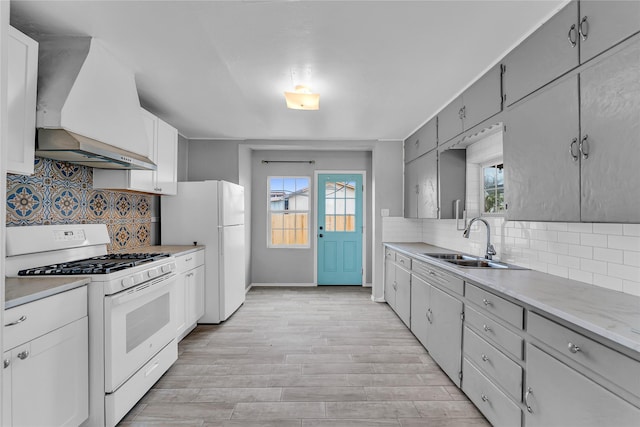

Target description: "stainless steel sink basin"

left=422, top=253, right=527, bottom=270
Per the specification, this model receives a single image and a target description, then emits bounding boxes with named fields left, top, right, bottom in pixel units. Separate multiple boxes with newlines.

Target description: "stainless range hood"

left=35, top=36, right=156, bottom=170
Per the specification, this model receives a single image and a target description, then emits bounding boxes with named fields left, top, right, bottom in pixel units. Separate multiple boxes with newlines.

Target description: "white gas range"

left=6, top=224, right=178, bottom=427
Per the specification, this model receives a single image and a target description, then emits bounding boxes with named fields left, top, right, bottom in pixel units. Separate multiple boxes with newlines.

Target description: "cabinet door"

left=128, top=109, right=157, bottom=193
left=580, top=38, right=640, bottom=222
left=427, top=285, right=463, bottom=387
left=438, top=149, right=466, bottom=220
left=504, top=77, right=580, bottom=221
left=525, top=344, right=640, bottom=427
left=415, top=150, right=438, bottom=219
left=384, top=258, right=396, bottom=308
left=410, top=275, right=430, bottom=348
left=2, top=351, right=11, bottom=427
left=394, top=265, right=412, bottom=327
left=12, top=317, right=88, bottom=427
left=186, top=265, right=206, bottom=325
left=502, top=1, right=579, bottom=106
left=579, top=1, right=640, bottom=64
left=404, top=160, right=418, bottom=218
left=405, top=118, right=438, bottom=163
left=462, top=65, right=502, bottom=131
left=438, top=96, right=464, bottom=144
left=7, top=27, right=38, bottom=175
left=155, top=117, right=178, bottom=195
left=175, top=272, right=187, bottom=338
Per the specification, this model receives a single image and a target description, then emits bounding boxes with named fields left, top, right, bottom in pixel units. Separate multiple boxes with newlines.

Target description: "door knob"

left=319, top=226, right=323, bottom=230
left=319, top=234, right=323, bottom=238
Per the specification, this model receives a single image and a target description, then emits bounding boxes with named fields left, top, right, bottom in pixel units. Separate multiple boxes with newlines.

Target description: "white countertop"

left=124, top=245, right=205, bottom=257
left=5, top=276, right=90, bottom=309
left=385, top=242, right=640, bottom=357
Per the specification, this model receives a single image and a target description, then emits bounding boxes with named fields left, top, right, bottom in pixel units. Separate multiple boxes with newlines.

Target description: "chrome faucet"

left=463, top=217, right=496, bottom=260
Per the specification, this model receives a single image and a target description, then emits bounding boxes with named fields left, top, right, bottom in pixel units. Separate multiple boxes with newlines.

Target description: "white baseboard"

left=250, top=282, right=316, bottom=287
left=245, top=284, right=253, bottom=293
left=371, top=295, right=387, bottom=303
left=363, top=282, right=372, bottom=288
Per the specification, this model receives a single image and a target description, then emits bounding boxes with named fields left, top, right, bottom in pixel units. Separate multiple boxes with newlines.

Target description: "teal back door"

left=317, top=174, right=363, bottom=285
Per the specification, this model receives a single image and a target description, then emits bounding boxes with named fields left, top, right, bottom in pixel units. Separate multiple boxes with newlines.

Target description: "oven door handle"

left=108, top=274, right=176, bottom=308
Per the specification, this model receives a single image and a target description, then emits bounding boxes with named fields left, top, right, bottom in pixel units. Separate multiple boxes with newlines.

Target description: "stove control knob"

left=161, top=264, right=173, bottom=273
left=147, top=268, right=159, bottom=279
left=121, top=277, right=134, bottom=288
left=133, top=273, right=144, bottom=284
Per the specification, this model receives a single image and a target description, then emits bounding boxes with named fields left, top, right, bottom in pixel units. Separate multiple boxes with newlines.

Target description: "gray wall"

left=187, top=139, right=241, bottom=182
left=176, top=134, right=189, bottom=182
left=250, top=150, right=372, bottom=285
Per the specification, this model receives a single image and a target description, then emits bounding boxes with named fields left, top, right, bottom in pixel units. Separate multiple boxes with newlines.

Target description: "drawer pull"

left=567, top=342, right=581, bottom=354
left=481, top=394, right=489, bottom=403
left=426, top=308, right=433, bottom=324
left=481, top=354, right=490, bottom=362
left=525, top=387, right=534, bottom=413
left=429, top=270, right=436, bottom=276
left=3, top=359, right=10, bottom=369
left=17, top=350, right=29, bottom=360
left=185, top=257, right=193, bottom=262
left=482, top=298, right=492, bottom=306
left=5, top=315, right=27, bottom=327
left=483, top=324, right=492, bottom=333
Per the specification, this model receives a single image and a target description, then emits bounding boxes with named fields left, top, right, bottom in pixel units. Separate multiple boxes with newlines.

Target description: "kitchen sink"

left=422, top=253, right=527, bottom=269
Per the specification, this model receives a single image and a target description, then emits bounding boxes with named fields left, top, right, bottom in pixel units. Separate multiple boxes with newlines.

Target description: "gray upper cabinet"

left=404, top=149, right=438, bottom=219
left=504, top=77, right=580, bottom=222
left=502, top=1, right=579, bottom=107
left=405, top=118, right=437, bottom=163
left=580, top=38, right=640, bottom=222
left=579, top=1, right=640, bottom=64
left=462, top=65, right=503, bottom=131
left=438, top=96, right=464, bottom=144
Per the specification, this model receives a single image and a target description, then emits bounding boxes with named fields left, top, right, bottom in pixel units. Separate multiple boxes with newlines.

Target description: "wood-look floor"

left=119, top=286, right=490, bottom=427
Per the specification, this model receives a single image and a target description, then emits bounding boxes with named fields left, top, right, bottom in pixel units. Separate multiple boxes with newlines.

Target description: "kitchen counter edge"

left=126, top=245, right=205, bottom=257
left=384, top=242, right=640, bottom=357
left=5, top=276, right=91, bottom=309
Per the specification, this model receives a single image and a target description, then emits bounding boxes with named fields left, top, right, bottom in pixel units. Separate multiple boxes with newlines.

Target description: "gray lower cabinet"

left=504, top=76, right=580, bottom=221
left=394, top=265, right=411, bottom=328
left=579, top=37, right=640, bottom=222
left=410, top=274, right=429, bottom=348
left=525, top=344, right=640, bottom=427
left=405, top=117, right=437, bottom=163
left=404, top=149, right=438, bottom=219
left=384, top=254, right=396, bottom=308
left=502, top=1, right=579, bottom=107
left=579, top=0, right=640, bottom=64
left=384, top=251, right=411, bottom=328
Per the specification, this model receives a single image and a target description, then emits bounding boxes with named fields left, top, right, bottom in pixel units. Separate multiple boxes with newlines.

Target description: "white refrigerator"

left=161, top=180, right=246, bottom=323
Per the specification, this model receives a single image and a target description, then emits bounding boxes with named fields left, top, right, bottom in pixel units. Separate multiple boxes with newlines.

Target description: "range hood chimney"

left=35, top=36, right=156, bottom=170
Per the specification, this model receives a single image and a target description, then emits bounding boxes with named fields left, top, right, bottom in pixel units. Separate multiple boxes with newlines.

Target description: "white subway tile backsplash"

left=623, top=280, right=640, bottom=296
left=580, top=233, right=608, bottom=248
left=593, top=247, right=624, bottom=264
left=547, top=223, right=568, bottom=232
left=538, top=251, right=558, bottom=264
left=593, top=223, right=623, bottom=235
left=593, top=274, right=623, bottom=292
left=532, top=230, right=558, bottom=242
left=567, top=244, right=592, bottom=259
left=580, top=259, right=608, bottom=275
left=567, top=223, right=593, bottom=233
left=624, top=251, right=640, bottom=267
left=547, top=242, right=569, bottom=255
left=557, top=231, right=580, bottom=245
left=608, top=263, right=640, bottom=282
left=623, top=224, right=640, bottom=236
left=547, top=264, right=569, bottom=278
left=557, top=255, right=581, bottom=269
left=608, top=235, right=640, bottom=252
left=530, top=240, right=549, bottom=251
left=569, top=269, right=593, bottom=284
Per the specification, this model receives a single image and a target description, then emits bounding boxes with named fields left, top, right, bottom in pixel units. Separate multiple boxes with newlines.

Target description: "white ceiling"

left=11, top=0, right=567, bottom=142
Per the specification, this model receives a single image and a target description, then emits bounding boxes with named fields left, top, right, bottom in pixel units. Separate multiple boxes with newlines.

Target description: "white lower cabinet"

left=175, top=250, right=205, bottom=340
left=525, top=344, right=640, bottom=427
left=2, top=287, right=88, bottom=427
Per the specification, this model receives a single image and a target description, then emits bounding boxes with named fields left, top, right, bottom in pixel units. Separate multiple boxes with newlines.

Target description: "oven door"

left=104, top=273, right=176, bottom=392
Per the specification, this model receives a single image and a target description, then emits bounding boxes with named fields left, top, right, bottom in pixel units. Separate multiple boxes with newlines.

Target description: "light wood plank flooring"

left=119, top=286, right=490, bottom=427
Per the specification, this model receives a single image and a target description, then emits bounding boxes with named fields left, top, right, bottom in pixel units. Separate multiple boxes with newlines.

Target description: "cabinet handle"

left=579, top=134, right=589, bottom=159
left=185, top=257, right=193, bottom=262
left=481, top=394, right=489, bottom=403
left=461, top=105, right=466, bottom=119
left=482, top=298, right=492, bottom=306
left=567, top=24, right=577, bottom=47
left=579, top=16, right=588, bottom=41
left=17, top=350, right=29, bottom=360
left=481, top=354, right=490, bottom=362
left=525, top=387, right=534, bottom=413
left=569, top=138, right=579, bottom=161
left=415, top=184, right=419, bottom=194
left=426, top=308, right=433, bottom=324
left=5, top=315, right=27, bottom=327
left=568, top=342, right=581, bottom=353
left=428, top=270, right=436, bottom=276
left=3, top=359, right=10, bottom=369
left=483, top=324, right=492, bottom=333
left=415, top=139, right=420, bottom=147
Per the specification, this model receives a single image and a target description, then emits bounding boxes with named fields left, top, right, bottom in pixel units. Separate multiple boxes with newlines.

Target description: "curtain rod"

left=262, top=160, right=315, bottom=164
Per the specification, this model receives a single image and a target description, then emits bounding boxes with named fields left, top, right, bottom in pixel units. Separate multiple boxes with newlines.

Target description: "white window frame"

left=267, top=175, right=311, bottom=249
left=480, top=159, right=505, bottom=216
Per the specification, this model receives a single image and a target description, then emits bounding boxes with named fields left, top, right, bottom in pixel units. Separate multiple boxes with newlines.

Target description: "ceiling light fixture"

left=284, top=85, right=320, bottom=110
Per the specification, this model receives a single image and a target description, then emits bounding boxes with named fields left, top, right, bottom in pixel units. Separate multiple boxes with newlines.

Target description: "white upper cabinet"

left=7, top=26, right=38, bottom=175
left=93, top=108, right=178, bottom=195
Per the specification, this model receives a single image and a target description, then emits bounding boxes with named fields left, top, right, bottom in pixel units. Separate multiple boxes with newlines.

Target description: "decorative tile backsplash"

left=6, top=157, right=152, bottom=253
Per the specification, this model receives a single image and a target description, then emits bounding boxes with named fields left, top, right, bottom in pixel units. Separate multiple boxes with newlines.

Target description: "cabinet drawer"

left=175, top=249, right=205, bottom=273
left=464, top=327, right=522, bottom=400
left=528, top=312, right=640, bottom=399
left=465, top=306, right=523, bottom=360
left=466, top=283, right=524, bottom=329
left=385, top=247, right=395, bottom=261
left=462, top=358, right=522, bottom=427
left=412, top=260, right=464, bottom=296
left=395, top=253, right=411, bottom=270
left=4, top=286, right=87, bottom=350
